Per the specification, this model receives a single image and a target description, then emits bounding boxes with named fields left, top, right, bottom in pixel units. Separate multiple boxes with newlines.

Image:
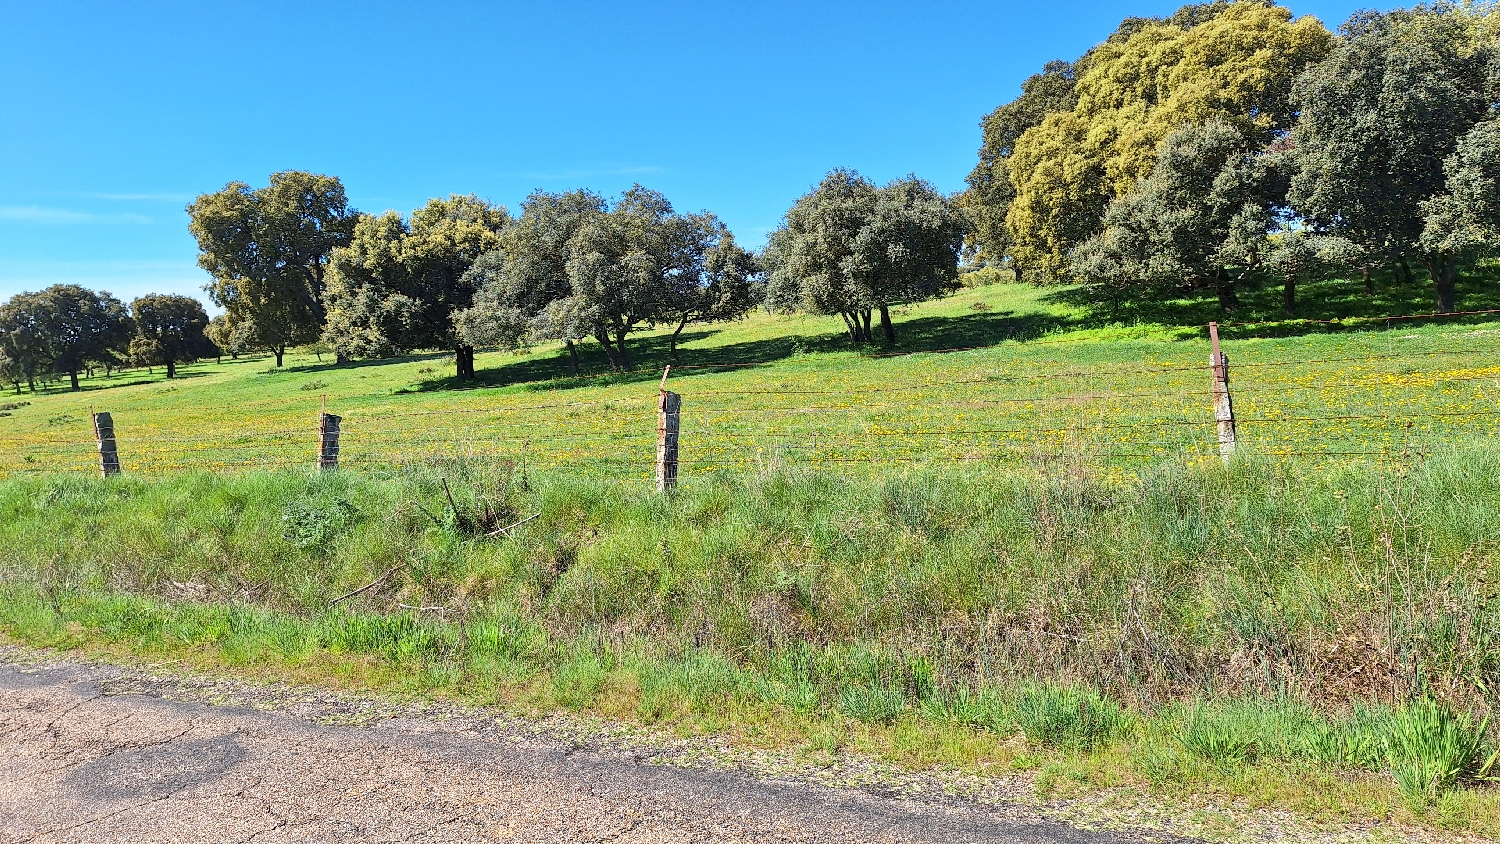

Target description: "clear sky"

left=0, top=0, right=1375, bottom=310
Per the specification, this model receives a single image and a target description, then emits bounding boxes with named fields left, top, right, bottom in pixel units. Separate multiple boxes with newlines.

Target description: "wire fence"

left=4, top=312, right=1499, bottom=483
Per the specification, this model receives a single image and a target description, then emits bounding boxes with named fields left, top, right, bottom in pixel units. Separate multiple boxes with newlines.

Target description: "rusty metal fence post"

left=656, top=367, right=680, bottom=492
left=92, top=411, right=121, bottom=476
left=1209, top=322, right=1237, bottom=461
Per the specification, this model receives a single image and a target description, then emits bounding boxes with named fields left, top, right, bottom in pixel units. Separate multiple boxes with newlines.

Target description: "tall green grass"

left=1, top=450, right=1497, bottom=809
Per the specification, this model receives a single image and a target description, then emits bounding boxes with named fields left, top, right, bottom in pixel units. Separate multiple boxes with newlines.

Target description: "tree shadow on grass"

left=1043, top=264, right=1500, bottom=340
left=18, top=369, right=217, bottom=397
left=369, top=264, right=1500, bottom=397
left=269, top=351, right=453, bottom=375
left=402, top=308, right=1095, bottom=395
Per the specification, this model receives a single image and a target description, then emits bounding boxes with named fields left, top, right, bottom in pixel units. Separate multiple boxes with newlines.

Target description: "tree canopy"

left=1071, top=119, right=1277, bottom=310
left=964, top=60, right=1078, bottom=275
left=188, top=171, right=359, bottom=367
left=1001, top=1, right=1332, bottom=277
left=0, top=285, right=132, bottom=390
left=453, top=189, right=607, bottom=373
left=455, top=186, right=757, bottom=373
left=129, top=294, right=217, bottom=378
left=1289, top=3, right=1499, bottom=310
left=766, top=169, right=966, bottom=344
left=322, top=194, right=511, bottom=378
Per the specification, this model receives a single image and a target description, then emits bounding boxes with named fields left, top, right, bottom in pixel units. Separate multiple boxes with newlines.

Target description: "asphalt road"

left=0, top=657, right=1196, bottom=844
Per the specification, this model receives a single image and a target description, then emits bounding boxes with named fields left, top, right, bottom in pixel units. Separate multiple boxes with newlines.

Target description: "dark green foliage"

left=322, top=195, right=511, bottom=378
left=453, top=186, right=758, bottom=372
left=0, top=285, right=133, bottom=390
left=280, top=495, right=360, bottom=551
left=1422, top=119, right=1500, bottom=263
left=1072, top=119, right=1275, bottom=312
left=766, top=170, right=966, bottom=344
left=1289, top=5, right=1498, bottom=309
left=188, top=171, right=359, bottom=367
left=129, top=294, right=217, bottom=378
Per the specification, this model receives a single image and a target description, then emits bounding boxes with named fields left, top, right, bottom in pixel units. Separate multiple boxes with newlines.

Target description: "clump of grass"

left=838, top=685, right=908, bottom=724
left=1385, top=697, right=1497, bottom=805
left=1304, top=706, right=1387, bottom=771
left=1012, top=683, right=1129, bottom=750
left=1180, top=704, right=1263, bottom=766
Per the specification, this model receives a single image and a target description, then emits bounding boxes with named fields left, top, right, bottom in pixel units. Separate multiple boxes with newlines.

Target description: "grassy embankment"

left=3, top=270, right=1500, bottom=836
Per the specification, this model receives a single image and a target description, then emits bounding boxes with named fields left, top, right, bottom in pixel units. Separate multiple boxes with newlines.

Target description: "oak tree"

left=323, top=195, right=511, bottom=378
left=188, top=171, right=358, bottom=367
left=129, top=294, right=217, bottom=378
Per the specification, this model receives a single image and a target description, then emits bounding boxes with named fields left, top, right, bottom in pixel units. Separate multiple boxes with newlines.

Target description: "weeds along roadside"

left=1, top=451, right=1497, bottom=827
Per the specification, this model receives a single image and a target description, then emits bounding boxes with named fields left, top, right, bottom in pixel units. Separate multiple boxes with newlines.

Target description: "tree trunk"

left=335, top=352, right=349, bottom=365
left=615, top=328, right=632, bottom=371
left=839, top=312, right=859, bottom=344
left=566, top=340, right=579, bottom=376
left=879, top=305, right=895, bottom=345
left=1215, top=269, right=1240, bottom=312
left=860, top=310, right=873, bottom=341
left=1362, top=264, right=1374, bottom=297
left=670, top=316, right=689, bottom=362
left=1282, top=273, right=1296, bottom=316
left=274, top=346, right=285, bottom=367
left=454, top=345, right=475, bottom=379
left=1426, top=256, right=1458, bottom=312
left=1398, top=255, right=1415, bottom=285
left=1012, top=262, right=1024, bottom=284
left=596, top=330, right=620, bottom=370
left=230, top=352, right=239, bottom=360
left=69, top=369, right=79, bottom=391
left=166, top=359, right=176, bottom=379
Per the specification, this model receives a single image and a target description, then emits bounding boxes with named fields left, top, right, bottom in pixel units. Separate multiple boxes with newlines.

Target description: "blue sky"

left=0, top=0, right=1373, bottom=310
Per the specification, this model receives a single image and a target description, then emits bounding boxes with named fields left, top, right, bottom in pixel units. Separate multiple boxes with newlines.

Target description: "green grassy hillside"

left=4, top=273, right=1500, bottom=480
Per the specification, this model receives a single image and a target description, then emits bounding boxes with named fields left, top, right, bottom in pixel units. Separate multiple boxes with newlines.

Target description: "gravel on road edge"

left=0, top=644, right=1473, bottom=844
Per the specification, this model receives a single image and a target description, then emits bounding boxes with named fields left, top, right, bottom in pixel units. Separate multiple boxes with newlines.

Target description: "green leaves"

left=1289, top=5, right=1497, bottom=308
left=322, top=195, right=511, bottom=376
left=187, top=171, right=359, bottom=364
left=454, top=186, right=757, bottom=372
left=129, top=294, right=215, bottom=376
left=765, top=169, right=965, bottom=343
left=1003, top=1, right=1332, bottom=277
left=1386, top=697, right=1497, bottom=805
left=0, top=285, right=133, bottom=389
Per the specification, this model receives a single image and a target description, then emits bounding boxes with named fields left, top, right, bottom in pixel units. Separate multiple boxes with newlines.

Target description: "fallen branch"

left=329, top=563, right=407, bottom=607
left=487, top=511, right=541, bottom=538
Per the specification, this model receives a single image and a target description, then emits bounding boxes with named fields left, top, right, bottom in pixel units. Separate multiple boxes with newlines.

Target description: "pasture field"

left=4, top=273, right=1500, bottom=480
left=4, top=272, right=1500, bottom=839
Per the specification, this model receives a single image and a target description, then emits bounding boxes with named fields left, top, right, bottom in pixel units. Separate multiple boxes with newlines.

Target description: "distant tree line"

left=171, top=164, right=967, bottom=380
left=0, top=287, right=215, bottom=393
left=961, top=0, right=1500, bottom=313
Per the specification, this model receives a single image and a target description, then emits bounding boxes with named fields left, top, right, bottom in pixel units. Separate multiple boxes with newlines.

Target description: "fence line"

left=5, top=308, right=1500, bottom=481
